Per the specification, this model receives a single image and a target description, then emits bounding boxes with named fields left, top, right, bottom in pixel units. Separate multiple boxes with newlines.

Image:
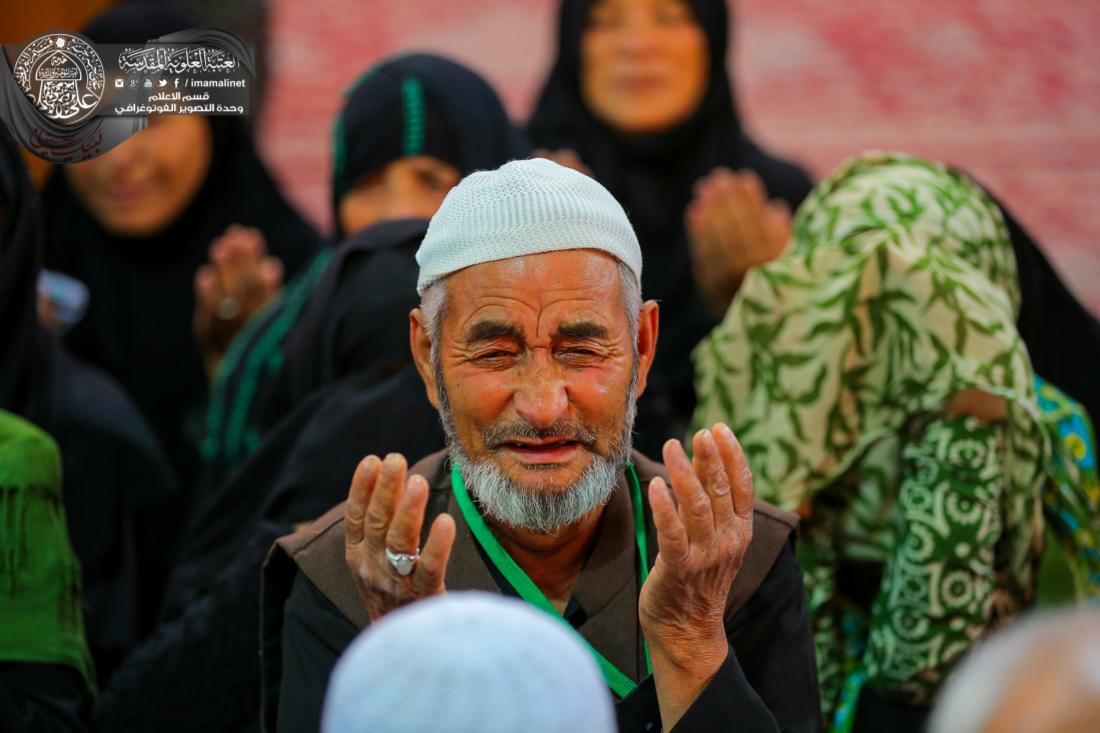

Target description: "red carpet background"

left=259, top=0, right=1100, bottom=312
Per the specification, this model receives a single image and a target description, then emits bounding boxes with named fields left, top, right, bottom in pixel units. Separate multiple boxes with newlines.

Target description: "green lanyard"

left=450, top=462, right=653, bottom=698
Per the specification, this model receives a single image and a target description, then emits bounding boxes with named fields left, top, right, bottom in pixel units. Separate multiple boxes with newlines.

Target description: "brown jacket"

left=262, top=449, right=816, bottom=732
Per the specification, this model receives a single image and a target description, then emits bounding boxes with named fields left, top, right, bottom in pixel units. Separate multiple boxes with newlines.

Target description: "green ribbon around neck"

left=450, top=461, right=652, bottom=698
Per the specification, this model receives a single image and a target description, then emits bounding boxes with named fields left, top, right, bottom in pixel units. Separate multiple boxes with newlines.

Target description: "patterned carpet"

left=259, top=0, right=1100, bottom=312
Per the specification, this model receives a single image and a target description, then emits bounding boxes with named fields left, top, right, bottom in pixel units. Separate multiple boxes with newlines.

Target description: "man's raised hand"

left=344, top=453, right=456, bottom=622
left=639, top=424, right=755, bottom=729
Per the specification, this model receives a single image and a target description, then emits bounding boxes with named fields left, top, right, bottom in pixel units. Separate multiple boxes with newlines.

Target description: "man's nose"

left=512, top=359, right=569, bottom=429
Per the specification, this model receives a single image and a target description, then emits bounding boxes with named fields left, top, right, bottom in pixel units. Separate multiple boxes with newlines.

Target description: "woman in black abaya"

left=1, top=125, right=180, bottom=684
left=529, top=0, right=813, bottom=433
left=989, top=190, right=1100, bottom=430
left=40, top=4, right=322, bottom=490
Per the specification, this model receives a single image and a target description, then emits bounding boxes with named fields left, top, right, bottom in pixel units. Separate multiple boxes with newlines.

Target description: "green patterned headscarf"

left=692, top=152, right=1046, bottom=511
left=691, top=152, right=1100, bottom=725
left=0, top=410, right=95, bottom=692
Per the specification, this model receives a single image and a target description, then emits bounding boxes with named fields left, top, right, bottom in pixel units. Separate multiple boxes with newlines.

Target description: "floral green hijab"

left=692, top=152, right=1046, bottom=513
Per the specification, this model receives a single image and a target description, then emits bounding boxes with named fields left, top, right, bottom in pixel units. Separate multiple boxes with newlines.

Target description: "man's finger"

left=345, top=455, right=381, bottom=546
left=714, top=423, right=754, bottom=519
left=413, top=513, right=456, bottom=595
left=662, top=437, right=715, bottom=543
left=384, top=474, right=429, bottom=558
left=648, top=477, right=688, bottom=564
left=365, top=453, right=407, bottom=540
left=692, top=428, right=735, bottom=530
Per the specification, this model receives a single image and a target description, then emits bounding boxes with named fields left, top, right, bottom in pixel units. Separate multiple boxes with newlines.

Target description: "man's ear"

left=633, top=300, right=660, bottom=399
left=409, top=308, right=441, bottom=410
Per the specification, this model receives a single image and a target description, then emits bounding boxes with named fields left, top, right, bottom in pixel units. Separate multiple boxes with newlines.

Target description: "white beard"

left=449, top=441, right=624, bottom=534
left=436, top=366, right=637, bottom=535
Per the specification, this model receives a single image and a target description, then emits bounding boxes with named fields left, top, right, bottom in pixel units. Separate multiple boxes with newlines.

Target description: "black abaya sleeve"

left=0, top=664, right=92, bottom=733
left=273, top=573, right=357, bottom=733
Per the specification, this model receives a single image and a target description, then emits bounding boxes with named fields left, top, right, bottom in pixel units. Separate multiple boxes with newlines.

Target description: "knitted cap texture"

left=321, top=592, right=616, bottom=733
left=416, top=157, right=642, bottom=294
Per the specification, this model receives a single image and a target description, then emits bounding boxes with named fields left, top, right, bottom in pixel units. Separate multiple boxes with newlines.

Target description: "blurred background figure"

left=1, top=124, right=180, bottom=684
left=322, top=592, right=617, bottom=733
left=528, top=0, right=812, bottom=448
left=929, top=609, right=1100, bottom=733
left=0, top=410, right=95, bottom=733
left=691, top=152, right=1100, bottom=732
left=38, top=3, right=321, bottom=492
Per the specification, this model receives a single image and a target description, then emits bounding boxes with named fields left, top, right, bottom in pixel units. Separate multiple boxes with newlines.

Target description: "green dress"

left=691, top=152, right=1100, bottom=728
left=0, top=409, right=95, bottom=693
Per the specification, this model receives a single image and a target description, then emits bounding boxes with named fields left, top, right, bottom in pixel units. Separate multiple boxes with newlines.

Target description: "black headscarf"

left=272, top=218, right=430, bottom=409
left=528, top=0, right=813, bottom=425
left=197, top=53, right=528, bottom=491
left=40, top=3, right=321, bottom=489
left=331, top=52, right=529, bottom=236
left=985, top=189, right=1100, bottom=428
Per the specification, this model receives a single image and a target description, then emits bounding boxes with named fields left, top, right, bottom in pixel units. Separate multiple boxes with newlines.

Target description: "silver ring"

left=385, top=547, right=419, bottom=576
left=215, top=296, right=241, bottom=320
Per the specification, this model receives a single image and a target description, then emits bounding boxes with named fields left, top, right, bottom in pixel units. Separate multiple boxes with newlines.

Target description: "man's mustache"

left=482, top=418, right=599, bottom=451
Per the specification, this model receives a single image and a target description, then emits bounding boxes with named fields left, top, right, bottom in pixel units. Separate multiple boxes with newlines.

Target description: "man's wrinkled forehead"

left=443, top=249, right=626, bottom=341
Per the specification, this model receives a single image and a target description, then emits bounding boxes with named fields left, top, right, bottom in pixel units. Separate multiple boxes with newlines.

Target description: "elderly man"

left=261, top=159, right=821, bottom=732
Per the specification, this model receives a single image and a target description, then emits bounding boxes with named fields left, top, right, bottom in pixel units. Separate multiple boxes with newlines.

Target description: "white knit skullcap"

left=416, top=157, right=642, bottom=294
left=321, top=592, right=616, bottom=733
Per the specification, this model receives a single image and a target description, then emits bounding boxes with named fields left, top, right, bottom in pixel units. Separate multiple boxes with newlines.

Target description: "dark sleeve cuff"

left=670, top=646, right=781, bottom=733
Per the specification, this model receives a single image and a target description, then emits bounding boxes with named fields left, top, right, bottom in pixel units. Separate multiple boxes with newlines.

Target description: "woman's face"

left=64, top=114, right=212, bottom=237
left=580, top=0, right=709, bottom=134
left=337, top=155, right=461, bottom=236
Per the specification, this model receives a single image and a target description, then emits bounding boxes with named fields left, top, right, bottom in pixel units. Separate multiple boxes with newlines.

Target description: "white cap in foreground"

left=321, top=591, right=616, bottom=733
left=415, top=157, right=642, bottom=294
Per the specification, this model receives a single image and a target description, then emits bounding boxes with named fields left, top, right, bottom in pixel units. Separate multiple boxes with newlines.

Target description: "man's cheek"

left=566, top=367, right=630, bottom=407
